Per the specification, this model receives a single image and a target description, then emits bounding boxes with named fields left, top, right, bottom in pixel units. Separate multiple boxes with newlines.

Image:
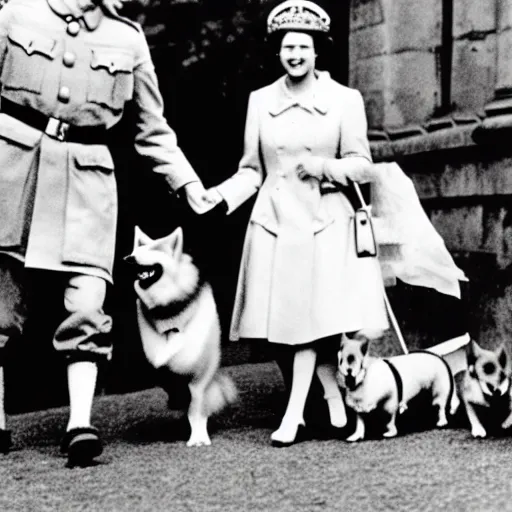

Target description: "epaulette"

left=102, top=5, right=142, bottom=32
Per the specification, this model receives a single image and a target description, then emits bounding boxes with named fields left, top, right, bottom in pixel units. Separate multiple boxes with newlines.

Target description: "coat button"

left=62, top=52, right=76, bottom=67
left=58, top=86, right=71, bottom=103
left=67, top=20, right=81, bottom=36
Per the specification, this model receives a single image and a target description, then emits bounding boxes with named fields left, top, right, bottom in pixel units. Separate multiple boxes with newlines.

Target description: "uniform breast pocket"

left=87, top=49, right=134, bottom=112
left=1, top=25, right=57, bottom=94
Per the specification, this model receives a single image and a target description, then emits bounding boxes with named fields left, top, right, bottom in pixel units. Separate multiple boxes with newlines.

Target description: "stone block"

left=453, top=0, right=495, bottom=38
left=498, top=0, right=512, bottom=31
left=451, top=35, right=497, bottom=113
left=383, top=0, right=442, bottom=52
left=429, top=205, right=483, bottom=252
left=349, top=54, right=386, bottom=92
left=350, top=23, right=389, bottom=61
left=350, top=0, right=385, bottom=31
left=496, top=27, right=512, bottom=90
left=384, top=51, right=440, bottom=126
left=409, top=156, right=512, bottom=199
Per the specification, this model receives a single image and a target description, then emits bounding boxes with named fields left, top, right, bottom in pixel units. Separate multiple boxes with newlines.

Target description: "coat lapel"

left=268, top=72, right=330, bottom=117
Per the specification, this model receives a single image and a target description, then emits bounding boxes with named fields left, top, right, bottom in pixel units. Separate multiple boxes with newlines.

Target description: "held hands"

left=183, top=182, right=224, bottom=214
left=202, top=187, right=225, bottom=208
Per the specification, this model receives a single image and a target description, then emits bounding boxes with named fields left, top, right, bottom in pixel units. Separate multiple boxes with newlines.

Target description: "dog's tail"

left=205, top=370, right=238, bottom=415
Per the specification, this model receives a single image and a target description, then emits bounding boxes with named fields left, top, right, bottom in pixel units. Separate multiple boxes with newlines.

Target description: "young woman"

left=205, top=0, right=389, bottom=445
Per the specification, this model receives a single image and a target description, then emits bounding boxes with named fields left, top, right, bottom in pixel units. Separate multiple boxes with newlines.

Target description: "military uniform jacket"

left=0, top=0, right=198, bottom=281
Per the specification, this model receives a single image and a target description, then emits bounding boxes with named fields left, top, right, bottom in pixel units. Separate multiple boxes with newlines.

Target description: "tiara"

left=267, top=0, right=330, bottom=34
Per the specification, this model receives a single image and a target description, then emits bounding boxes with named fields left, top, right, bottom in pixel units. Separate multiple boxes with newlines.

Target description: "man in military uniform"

left=0, top=0, right=214, bottom=466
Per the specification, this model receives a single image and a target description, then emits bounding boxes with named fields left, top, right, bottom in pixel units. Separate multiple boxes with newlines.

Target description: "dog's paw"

left=186, top=435, right=212, bottom=447
left=436, top=418, right=448, bottom=428
left=471, top=426, right=487, bottom=439
left=346, top=432, right=364, bottom=442
left=501, top=416, right=512, bottom=430
left=383, top=426, right=398, bottom=438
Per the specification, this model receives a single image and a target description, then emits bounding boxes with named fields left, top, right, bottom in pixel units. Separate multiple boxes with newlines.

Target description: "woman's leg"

left=271, top=346, right=316, bottom=444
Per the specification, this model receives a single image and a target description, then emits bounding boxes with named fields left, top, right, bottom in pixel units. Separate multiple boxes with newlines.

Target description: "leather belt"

left=1, top=98, right=108, bottom=144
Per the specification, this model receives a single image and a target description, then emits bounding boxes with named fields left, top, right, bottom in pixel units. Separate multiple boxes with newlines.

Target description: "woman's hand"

left=296, top=155, right=325, bottom=181
left=183, top=182, right=218, bottom=214
left=202, top=187, right=225, bottom=208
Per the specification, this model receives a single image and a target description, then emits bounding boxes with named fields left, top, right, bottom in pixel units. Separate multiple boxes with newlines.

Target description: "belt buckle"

left=45, top=117, right=70, bottom=142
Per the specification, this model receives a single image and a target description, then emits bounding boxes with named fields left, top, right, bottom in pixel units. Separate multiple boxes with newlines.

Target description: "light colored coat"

left=0, top=0, right=198, bottom=281
left=217, top=72, right=389, bottom=344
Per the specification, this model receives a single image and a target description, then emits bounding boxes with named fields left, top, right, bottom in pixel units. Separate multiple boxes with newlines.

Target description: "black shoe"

left=271, top=424, right=308, bottom=448
left=0, top=429, right=11, bottom=454
left=61, top=427, right=103, bottom=467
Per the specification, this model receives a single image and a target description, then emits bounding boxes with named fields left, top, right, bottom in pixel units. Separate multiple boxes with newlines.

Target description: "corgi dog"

left=337, top=334, right=459, bottom=442
left=127, top=226, right=237, bottom=447
left=459, top=340, right=512, bottom=438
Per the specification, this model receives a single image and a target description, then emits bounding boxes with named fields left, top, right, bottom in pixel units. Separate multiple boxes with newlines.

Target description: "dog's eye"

left=347, top=354, right=355, bottom=364
left=483, top=362, right=496, bottom=375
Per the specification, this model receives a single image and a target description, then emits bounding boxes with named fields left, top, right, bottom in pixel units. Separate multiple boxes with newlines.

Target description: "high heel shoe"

left=271, top=423, right=307, bottom=448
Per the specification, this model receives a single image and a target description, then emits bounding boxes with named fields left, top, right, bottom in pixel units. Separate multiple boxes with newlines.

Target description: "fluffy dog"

left=337, top=334, right=459, bottom=442
left=128, top=226, right=237, bottom=446
left=459, top=340, right=512, bottom=438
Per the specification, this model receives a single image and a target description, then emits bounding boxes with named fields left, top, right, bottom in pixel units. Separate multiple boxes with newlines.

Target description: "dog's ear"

left=360, top=338, right=370, bottom=357
left=496, top=344, right=509, bottom=370
left=467, top=339, right=483, bottom=366
left=133, top=226, right=153, bottom=249
left=160, top=227, right=183, bottom=259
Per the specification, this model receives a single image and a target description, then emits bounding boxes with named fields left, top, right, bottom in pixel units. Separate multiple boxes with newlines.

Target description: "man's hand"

left=183, top=182, right=218, bottom=214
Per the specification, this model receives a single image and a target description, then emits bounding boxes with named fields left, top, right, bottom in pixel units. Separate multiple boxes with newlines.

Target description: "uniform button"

left=58, top=86, right=71, bottom=103
left=67, top=20, right=81, bottom=36
left=63, top=52, right=76, bottom=67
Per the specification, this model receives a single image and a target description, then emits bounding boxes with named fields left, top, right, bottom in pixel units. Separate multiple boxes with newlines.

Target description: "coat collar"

left=268, top=71, right=330, bottom=117
left=47, top=0, right=103, bottom=31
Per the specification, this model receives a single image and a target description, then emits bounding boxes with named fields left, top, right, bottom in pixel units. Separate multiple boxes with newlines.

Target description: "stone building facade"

left=348, top=0, right=512, bottom=349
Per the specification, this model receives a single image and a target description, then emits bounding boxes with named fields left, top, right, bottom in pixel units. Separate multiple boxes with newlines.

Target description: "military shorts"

left=0, top=254, right=113, bottom=364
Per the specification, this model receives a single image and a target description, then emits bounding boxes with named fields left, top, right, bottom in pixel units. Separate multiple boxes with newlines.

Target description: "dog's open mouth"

left=135, top=264, right=163, bottom=289
left=344, top=374, right=357, bottom=391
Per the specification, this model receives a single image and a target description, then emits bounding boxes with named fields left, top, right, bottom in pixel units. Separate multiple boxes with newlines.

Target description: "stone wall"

left=349, top=0, right=512, bottom=351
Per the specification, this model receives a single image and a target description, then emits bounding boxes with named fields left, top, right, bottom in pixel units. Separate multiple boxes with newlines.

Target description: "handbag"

left=351, top=181, right=378, bottom=258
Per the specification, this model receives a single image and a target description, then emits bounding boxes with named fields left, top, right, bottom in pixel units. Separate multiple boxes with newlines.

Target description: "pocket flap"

left=8, top=25, right=56, bottom=58
left=73, top=148, right=114, bottom=172
left=0, top=113, right=42, bottom=148
left=91, top=50, right=133, bottom=74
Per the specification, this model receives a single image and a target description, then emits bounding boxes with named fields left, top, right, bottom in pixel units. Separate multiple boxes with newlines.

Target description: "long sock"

left=0, top=366, right=5, bottom=430
left=66, top=361, right=98, bottom=431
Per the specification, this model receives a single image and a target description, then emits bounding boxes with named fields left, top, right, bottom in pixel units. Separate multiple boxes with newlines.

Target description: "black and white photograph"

left=0, top=0, right=510, bottom=510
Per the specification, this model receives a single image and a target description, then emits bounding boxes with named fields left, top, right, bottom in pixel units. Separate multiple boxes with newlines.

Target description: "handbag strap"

left=350, top=179, right=409, bottom=355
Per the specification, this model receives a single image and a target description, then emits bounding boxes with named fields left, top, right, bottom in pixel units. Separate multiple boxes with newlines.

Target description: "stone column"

left=349, top=0, right=442, bottom=131
left=481, top=0, right=512, bottom=118
left=451, top=0, right=497, bottom=115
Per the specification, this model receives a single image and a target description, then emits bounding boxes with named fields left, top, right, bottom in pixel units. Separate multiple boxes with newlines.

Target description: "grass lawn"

left=2, top=362, right=512, bottom=512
